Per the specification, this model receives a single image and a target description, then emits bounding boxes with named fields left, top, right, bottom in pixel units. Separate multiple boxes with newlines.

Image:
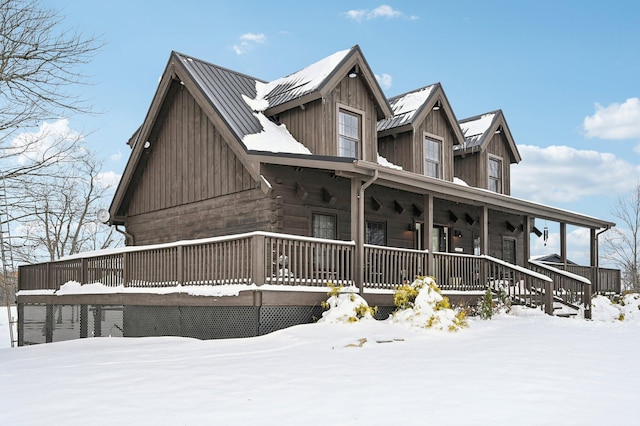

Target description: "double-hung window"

left=424, top=136, right=441, bottom=178
left=338, top=109, right=360, bottom=158
left=488, top=156, right=503, bottom=193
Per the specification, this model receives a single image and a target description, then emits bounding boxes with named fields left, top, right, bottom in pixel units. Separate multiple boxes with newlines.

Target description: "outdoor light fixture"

left=494, top=126, right=502, bottom=134
left=454, top=230, right=463, bottom=238
left=348, top=65, right=359, bottom=78
left=432, top=101, right=441, bottom=111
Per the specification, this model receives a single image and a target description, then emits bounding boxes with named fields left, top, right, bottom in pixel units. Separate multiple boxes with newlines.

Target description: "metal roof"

left=175, top=52, right=263, bottom=141
left=377, top=84, right=436, bottom=132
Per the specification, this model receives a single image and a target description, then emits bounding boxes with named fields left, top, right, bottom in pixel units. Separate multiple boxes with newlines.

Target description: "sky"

left=2, top=291, right=640, bottom=424
left=34, top=0, right=640, bottom=264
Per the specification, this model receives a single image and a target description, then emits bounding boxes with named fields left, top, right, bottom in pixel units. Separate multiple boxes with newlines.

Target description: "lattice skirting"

left=17, top=303, right=395, bottom=345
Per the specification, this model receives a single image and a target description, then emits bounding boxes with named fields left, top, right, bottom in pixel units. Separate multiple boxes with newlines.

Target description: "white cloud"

left=583, top=97, right=640, bottom=140
left=109, top=151, right=123, bottom=162
left=232, top=33, right=267, bottom=55
left=511, top=145, right=640, bottom=204
left=240, top=33, right=266, bottom=43
left=634, top=143, right=640, bottom=154
left=10, top=119, right=83, bottom=165
left=95, top=171, right=121, bottom=190
left=342, top=4, right=416, bottom=22
left=375, top=73, right=392, bottom=90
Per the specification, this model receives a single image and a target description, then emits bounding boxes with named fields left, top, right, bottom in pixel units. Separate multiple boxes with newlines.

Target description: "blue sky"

left=43, top=0, right=640, bottom=263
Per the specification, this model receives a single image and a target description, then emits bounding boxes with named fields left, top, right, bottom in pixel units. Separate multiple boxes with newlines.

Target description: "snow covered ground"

left=1, top=295, right=639, bottom=425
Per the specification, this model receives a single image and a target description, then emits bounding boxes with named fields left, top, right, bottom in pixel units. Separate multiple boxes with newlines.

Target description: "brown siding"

left=454, top=154, right=480, bottom=188
left=261, top=165, right=353, bottom=240
left=378, top=132, right=414, bottom=172
left=126, top=189, right=275, bottom=245
left=277, top=75, right=378, bottom=161
left=127, top=83, right=255, bottom=217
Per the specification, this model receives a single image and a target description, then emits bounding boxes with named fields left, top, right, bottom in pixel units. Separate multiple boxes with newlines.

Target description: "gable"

left=116, top=80, right=257, bottom=218
left=457, top=110, right=521, bottom=164
left=263, top=45, right=392, bottom=120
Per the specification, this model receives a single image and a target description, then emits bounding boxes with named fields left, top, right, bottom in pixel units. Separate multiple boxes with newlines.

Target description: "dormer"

left=455, top=110, right=521, bottom=195
left=376, top=83, right=465, bottom=181
left=257, top=45, right=392, bottom=163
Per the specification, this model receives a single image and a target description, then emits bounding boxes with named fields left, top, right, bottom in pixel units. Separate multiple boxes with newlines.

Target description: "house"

left=16, top=45, right=618, bottom=345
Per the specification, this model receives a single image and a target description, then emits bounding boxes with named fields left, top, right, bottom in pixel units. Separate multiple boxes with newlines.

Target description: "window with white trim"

left=424, top=136, right=441, bottom=178
left=338, top=109, right=360, bottom=158
left=488, top=156, right=503, bottom=193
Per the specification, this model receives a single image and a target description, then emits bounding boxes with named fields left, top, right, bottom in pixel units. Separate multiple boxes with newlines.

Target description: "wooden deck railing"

left=528, top=261, right=592, bottom=317
left=434, top=252, right=555, bottom=313
left=17, top=231, right=597, bottom=317
left=539, top=262, right=620, bottom=294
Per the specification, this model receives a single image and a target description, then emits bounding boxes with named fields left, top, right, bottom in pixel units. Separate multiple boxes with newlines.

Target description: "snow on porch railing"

left=433, top=252, right=555, bottom=314
left=528, top=260, right=592, bottom=318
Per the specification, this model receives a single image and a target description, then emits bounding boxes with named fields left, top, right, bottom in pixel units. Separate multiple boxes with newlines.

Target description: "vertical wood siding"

left=127, top=83, right=255, bottom=217
left=278, top=75, right=378, bottom=161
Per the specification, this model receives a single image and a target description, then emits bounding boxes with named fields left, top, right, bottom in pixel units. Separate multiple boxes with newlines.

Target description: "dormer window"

left=338, top=108, right=361, bottom=158
left=489, top=156, right=503, bottom=193
left=424, top=135, right=442, bottom=178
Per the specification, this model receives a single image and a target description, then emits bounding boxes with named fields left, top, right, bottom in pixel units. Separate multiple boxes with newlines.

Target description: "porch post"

left=350, top=177, right=362, bottom=293
left=424, top=194, right=433, bottom=277
left=590, top=228, right=597, bottom=292
left=523, top=216, right=531, bottom=267
left=480, top=206, right=489, bottom=255
left=560, top=222, right=567, bottom=266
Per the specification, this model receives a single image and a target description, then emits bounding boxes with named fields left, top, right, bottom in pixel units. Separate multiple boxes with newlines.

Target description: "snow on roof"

left=263, top=48, right=351, bottom=109
left=241, top=83, right=312, bottom=154
left=377, top=85, right=434, bottom=131
left=460, top=113, right=495, bottom=139
left=241, top=112, right=312, bottom=154
left=377, top=153, right=403, bottom=170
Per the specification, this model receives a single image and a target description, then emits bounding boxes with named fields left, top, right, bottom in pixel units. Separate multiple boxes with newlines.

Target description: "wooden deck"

left=17, top=231, right=617, bottom=318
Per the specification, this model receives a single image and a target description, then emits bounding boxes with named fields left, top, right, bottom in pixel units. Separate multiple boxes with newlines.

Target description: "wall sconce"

left=348, top=64, right=359, bottom=78
left=454, top=229, right=463, bottom=238
left=432, top=101, right=441, bottom=111
left=494, top=126, right=502, bottom=134
left=408, top=223, right=415, bottom=232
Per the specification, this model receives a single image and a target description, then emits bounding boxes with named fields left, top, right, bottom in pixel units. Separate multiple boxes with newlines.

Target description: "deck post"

left=176, top=245, right=184, bottom=285
left=81, top=258, right=88, bottom=285
left=543, top=280, right=554, bottom=315
left=424, top=194, right=433, bottom=277
left=583, top=282, right=592, bottom=320
left=252, top=233, right=266, bottom=286
left=45, top=304, right=53, bottom=343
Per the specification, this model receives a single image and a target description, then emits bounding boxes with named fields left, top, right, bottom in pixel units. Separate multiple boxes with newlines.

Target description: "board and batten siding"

left=126, top=83, right=256, bottom=217
left=124, top=83, right=276, bottom=245
left=454, top=132, right=512, bottom=195
left=277, top=75, right=378, bottom=161
left=377, top=108, right=457, bottom=180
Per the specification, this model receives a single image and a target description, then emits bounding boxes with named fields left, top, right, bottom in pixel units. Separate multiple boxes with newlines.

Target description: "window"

left=338, top=109, right=360, bottom=158
left=424, top=136, right=441, bottom=178
left=503, top=238, right=516, bottom=264
left=489, top=156, right=503, bottom=193
left=312, top=213, right=336, bottom=239
left=366, top=221, right=386, bottom=246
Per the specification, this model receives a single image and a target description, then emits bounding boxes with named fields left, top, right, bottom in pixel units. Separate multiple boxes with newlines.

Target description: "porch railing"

left=434, top=252, right=555, bottom=313
left=528, top=260, right=592, bottom=316
left=18, top=231, right=592, bottom=317
left=538, top=262, right=620, bottom=294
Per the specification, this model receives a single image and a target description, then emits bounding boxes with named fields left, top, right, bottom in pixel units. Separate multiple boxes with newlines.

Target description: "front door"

left=414, top=222, right=449, bottom=252
left=433, top=226, right=449, bottom=253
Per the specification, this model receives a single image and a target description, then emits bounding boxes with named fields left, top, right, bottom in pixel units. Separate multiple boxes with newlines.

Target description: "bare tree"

left=0, top=0, right=105, bottom=266
left=11, top=151, right=122, bottom=263
left=602, top=183, right=640, bottom=291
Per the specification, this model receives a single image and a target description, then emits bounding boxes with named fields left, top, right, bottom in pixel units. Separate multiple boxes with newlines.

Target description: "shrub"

left=391, top=276, right=467, bottom=332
